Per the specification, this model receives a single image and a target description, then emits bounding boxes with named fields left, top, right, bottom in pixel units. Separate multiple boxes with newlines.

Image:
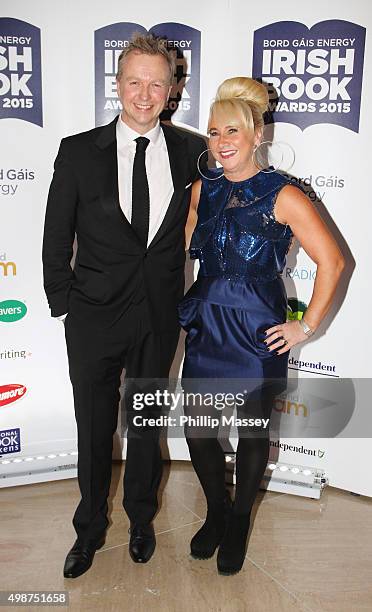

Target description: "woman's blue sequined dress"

left=179, top=170, right=300, bottom=381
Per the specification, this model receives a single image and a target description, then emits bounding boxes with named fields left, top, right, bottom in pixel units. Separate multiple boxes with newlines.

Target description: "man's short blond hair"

left=116, top=33, right=175, bottom=83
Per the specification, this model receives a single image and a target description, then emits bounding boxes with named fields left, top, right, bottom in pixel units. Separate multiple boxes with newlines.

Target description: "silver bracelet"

left=299, top=317, right=314, bottom=336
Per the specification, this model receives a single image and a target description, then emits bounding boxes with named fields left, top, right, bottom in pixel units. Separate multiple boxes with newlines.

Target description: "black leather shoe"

left=129, top=523, right=156, bottom=563
left=63, top=536, right=105, bottom=578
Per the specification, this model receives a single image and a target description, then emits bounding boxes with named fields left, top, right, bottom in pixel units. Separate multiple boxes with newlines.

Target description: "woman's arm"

left=265, top=184, right=345, bottom=354
left=185, top=179, right=202, bottom=250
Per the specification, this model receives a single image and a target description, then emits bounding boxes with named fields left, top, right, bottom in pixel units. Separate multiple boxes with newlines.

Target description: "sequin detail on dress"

left=189, top=170, right=302, bottom=282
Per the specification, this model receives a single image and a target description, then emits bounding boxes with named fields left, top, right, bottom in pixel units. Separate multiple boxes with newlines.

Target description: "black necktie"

left=131, top=136, right=150, bottom=246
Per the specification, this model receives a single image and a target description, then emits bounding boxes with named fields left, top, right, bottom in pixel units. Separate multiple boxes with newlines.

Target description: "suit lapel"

left=148, top=123, right=188, bottom=248
left=95, top=118, right=188, bottom=249
left=95, top=117, right=143, bottom=246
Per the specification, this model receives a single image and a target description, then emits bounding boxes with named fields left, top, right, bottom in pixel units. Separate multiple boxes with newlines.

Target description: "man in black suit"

left=42, top=34, right=205, bottom=578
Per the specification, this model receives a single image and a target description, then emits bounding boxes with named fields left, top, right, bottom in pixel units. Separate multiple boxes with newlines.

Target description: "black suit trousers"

left=64, top=300, right=179, bottom=543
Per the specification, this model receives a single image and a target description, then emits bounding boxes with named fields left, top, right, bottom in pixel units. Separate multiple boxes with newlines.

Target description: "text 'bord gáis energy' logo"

left=0, top=18, right=42, bottom=126
left=253, top=20, right=365, bottom=132
left=94, top=22, right=200, bottom=128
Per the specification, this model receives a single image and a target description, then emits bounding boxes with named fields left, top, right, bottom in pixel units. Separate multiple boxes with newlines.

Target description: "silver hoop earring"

left=252, top=140, right=284, bottom=173
left=197, top=149, right=224, bottom=181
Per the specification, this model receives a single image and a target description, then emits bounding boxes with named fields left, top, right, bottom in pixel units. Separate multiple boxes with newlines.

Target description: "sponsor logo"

left=273, top=397, right=308, bottom=417
left=288, top=356, right=338, bottom=377
left=0, top=384, right=27, bottom=407
left=270, top=439, right=326, bottom=458
left=287, top=297, right=307, bottom=321
left=0, top=427, right=21, bottom=455
left=0, top=253, right=16, bottom=276
left=94, top=22, right=201, bottom=128
left=0, top=18, right=43, bottom=126
left=0, top=168, right=35, bottom=197
left=253, top=20, right=366, bottom=132
left=285, top=172, right=345, bottom=203
left=285, top=266, right=316, bottom=281
left=0, top=348, right=31, bottom=360
left=0, top=300, right=27, bottom=322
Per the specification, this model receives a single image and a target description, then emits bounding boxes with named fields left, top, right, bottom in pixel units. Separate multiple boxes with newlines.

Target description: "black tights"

left=185, top=385, right=275, bottom=516
left=186, top=434, right=270, bottom=516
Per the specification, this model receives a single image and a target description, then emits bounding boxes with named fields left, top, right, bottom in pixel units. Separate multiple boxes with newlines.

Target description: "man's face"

left=116, top=51, right=172, bottom=134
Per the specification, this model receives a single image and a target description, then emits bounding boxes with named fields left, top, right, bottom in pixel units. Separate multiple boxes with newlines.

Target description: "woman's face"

left=208, top=112, right=261, bottom=181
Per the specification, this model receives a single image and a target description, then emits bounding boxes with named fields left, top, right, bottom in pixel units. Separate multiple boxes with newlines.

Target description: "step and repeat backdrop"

left=1, top=0, right=371, bottom=494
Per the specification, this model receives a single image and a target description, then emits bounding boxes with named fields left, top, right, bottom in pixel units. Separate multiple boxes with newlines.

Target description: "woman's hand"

left=264, top=320, right=309, bottom=355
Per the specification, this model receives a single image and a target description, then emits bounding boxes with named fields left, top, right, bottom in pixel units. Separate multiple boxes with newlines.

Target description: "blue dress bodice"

left=190, top=170, right=298, bottom=282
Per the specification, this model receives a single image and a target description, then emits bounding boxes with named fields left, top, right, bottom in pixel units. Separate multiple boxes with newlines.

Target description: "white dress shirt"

left=116, top=116, right=174, bottom=246
left=58, top=117, right=174, bottom=321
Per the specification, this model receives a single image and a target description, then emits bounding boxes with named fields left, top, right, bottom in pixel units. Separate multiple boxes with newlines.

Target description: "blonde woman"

left=179, top=77, right=344, bottom=575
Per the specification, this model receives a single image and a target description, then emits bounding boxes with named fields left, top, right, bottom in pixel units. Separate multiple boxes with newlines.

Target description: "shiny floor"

left=2, top=461, right=372, bottom=612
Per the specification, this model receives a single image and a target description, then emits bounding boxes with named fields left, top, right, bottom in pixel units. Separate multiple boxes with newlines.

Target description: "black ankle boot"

left=217, top=511, right=251, bottom=575
left=190, top=491, right=232, bottom=559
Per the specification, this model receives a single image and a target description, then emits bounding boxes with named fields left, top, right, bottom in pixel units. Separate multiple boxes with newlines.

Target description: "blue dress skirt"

left=178, top=170, right=303, bottom=424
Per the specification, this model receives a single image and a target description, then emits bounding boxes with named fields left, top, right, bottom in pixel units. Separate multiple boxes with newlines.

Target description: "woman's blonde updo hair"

left=208, top=77, right=269, bottom=133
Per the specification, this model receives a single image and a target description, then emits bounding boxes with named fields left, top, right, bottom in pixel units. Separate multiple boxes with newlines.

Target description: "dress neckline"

left=223, top=170, right=263, bottom=186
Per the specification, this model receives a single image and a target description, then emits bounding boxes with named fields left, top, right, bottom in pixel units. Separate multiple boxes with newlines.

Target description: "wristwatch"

left=299, top=317, right=314, bottom=337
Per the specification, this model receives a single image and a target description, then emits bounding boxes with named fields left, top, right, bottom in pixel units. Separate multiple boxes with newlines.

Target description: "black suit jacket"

left=42, top=117, right=206, bottom=330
